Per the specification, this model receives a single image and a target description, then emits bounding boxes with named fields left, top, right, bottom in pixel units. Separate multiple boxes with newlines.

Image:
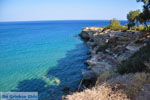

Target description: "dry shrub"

left=96, top=71, right=113, bottom=84
left=65, top=83, right=129, bottom=100
left=107, top=72, right=150, bottom=99
left=65, top=73, right=150, bottom=100
left=123, top=73, right=150, bottom=99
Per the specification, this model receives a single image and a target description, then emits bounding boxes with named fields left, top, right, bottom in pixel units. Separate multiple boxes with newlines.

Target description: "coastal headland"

left=65, top=26, right=150, bottom=100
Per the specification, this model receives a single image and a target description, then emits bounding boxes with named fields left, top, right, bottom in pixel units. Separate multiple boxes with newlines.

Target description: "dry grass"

left=65, top=73, right=150, bottom=100
left=65, top=83, right=129, bottom=100
left=120, top=73, right=150, bottom=99
left=96, top=71, right=113, bottom=84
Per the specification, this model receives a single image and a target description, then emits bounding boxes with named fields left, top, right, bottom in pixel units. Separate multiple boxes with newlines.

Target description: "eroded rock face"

left=79, top=31, right=90, bottom=41
left=64, top=27, right=150, bottom=100
left=79, top=27, right=146, bottom=84
left=82, top=69, right=96, bottom=80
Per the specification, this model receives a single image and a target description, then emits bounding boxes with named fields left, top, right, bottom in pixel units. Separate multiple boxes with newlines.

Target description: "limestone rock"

left=82, top=70, right=96, bottom=80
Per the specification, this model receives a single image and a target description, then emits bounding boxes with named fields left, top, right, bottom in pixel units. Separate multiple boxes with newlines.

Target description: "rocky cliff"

left=64, top=27, right=150, bottom=100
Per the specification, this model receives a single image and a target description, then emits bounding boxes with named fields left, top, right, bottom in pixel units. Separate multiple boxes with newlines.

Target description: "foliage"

left=127, top=0, right=150, bottom=29
left=137, top=0, right=149, bottom=4
left=143, top=25, right=150, bottom=31
left=106, top=18, right=127, bottom=31
left=125, top=72, right=150, bottom=99
left=129, top=25, right=150, bottom=32
left=127, top=10, right=141, bottom=22
left=110, top=18, right=120, bottom=26
left=127, top=10, right=141, bottom=29
left=137, top=12, right=147, bottom=25
left=116, top=45, right=150, bottom=74
left=66, top=83, right=130, bottom=100
left=142, top=5, right=150, bottom=24
left=131, top=25, right=145, bottom=31
left=96, top=71, right=113, bottom=84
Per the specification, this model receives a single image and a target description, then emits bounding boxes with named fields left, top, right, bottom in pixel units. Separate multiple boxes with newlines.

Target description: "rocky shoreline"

left=64, top=27, right=150, bottom=100
left=80, top=27, right=146, bottom=87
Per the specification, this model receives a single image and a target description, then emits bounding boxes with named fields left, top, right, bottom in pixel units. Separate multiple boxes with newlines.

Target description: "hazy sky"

left=0, top=0, right=143, bottom=21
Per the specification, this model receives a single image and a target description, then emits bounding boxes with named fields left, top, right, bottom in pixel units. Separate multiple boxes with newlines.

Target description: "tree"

left=137, top=0, right=149, bottom=4
left=106, top=18, right=127, bottom=31
left=127, top=10, right=141, bottom=29
left=137, top=0, right=150, bottom=28
left=109, top=18, right=120, bottom=27
left=136, top=0, right=150, bottom=4
left=137, top=13, right=146, bottom=25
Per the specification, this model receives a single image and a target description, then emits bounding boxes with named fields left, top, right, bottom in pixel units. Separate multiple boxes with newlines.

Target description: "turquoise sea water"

left=0, top=20, right=127, bottom=100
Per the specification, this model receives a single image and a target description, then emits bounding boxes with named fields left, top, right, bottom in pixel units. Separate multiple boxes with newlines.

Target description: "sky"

left=0, top=0, right=143, bottom=22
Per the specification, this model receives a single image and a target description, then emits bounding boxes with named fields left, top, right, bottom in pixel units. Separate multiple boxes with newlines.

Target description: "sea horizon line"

left=0, top=19, right=128, bottom=23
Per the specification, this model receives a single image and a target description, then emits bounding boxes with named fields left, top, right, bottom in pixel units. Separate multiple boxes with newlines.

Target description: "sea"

left=0, top=20, right=127, bottom=100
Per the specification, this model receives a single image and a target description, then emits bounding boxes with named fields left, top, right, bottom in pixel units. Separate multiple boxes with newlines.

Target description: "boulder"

left=79, top=31, right=90, bottom=41
left=91, top=62, right=113, bottom=76
left=126, top=45, right=141, bottom=51
left=82, top=70, right=96, bottom=80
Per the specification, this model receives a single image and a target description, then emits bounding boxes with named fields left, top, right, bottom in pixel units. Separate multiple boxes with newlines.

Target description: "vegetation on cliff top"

left=105, top=18, right=127, bottom=31
left=116, top=0, right=150, bottom=74
left=117, top=45, right=150, bottom=74
left=106, top=0, right=150, bottom=32
left=127, top=0, right=150, bottom=30
left=66, top=0, right=150, bottom=99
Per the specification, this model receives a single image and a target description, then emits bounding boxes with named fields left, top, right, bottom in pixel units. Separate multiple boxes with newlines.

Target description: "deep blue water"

left=0, top=20, right=127, bottom=100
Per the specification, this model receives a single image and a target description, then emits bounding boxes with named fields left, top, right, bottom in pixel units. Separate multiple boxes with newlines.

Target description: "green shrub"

left=131, top=25, right=145, bottom=31
left=148, top=25, right=150, bottom=31
left=116, top=45, right=150, bottom=74
left=119, top=26, right=128, bottom=31
left=142, top=25, right=150, bottom=32
left=106, top=18, right=127, bottom=31
left=129, top=25, right=150, bottom=32
left=110, top=18, right=120, bottom=26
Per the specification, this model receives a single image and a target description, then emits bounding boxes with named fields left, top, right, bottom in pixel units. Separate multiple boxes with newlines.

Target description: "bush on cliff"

left=106, top=18, right=127, bottom=31
left=143, top=25, right=150, bottom=32
left=131, top=25, right=150, bottom=32
left=131, top=25, right=145, bottom=31
left=116, top=45, right=150, bottom=74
